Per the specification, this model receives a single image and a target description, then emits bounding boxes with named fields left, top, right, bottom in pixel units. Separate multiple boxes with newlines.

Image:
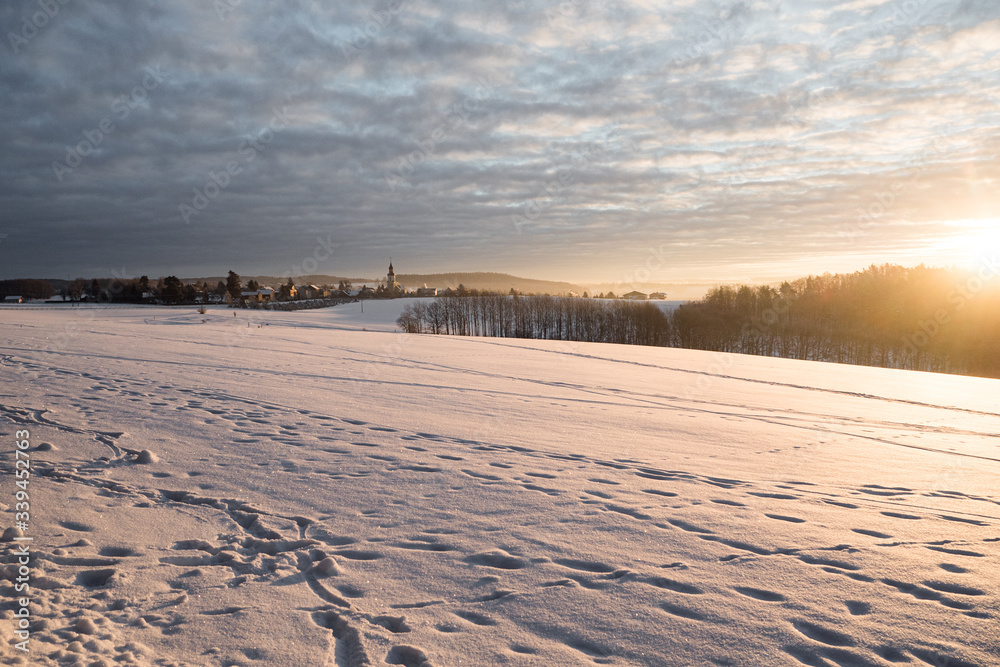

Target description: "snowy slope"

left=0, top=305, right=997, bottom=667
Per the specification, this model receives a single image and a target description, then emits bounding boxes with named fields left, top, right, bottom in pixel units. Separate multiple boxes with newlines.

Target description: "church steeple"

left=387, top=258, right=396, bottom=288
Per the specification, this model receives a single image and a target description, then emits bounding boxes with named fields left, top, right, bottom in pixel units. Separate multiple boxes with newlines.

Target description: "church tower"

left=387, top=258, right=396, bottom=289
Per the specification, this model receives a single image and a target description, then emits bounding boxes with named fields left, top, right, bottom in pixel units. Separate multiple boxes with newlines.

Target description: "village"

left=0, top=260, right=672, bottom=308
left=237, top=260, right=437, bottom=307
left=235, top=260, right=668, bottom=308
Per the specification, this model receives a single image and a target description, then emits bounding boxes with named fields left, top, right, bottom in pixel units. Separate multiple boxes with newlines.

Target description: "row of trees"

left=671, top=264, right=1000, bottom=377
left=75, top=276, right=215, bottom=304
left=397, top=265, right=1000, bottom=379
left=0, top=279, right=58, bottom=300
left=0, top=275, right=229, bottom=304
left=397, top=294, right=671, bottom=346
left=6, top=272, right=357, bottom=305
left=2, top=276, right=166, bottom=303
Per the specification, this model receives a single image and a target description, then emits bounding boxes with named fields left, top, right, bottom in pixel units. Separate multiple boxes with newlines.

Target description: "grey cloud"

left=1, top=0, right=998, bottom=282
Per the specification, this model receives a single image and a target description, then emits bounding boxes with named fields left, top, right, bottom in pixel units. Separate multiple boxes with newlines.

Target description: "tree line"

left=397, top=264, right=1000, bottom=379
left=672, top=264, right=1000, bottom=378
left=397, top=293, right=670, bottom=346
left=60, top=276, right=209, bottom=304
left=0, top=279, right=57, bottom=300
left=0, top=271, right=357, bottom=306
left=0, top=276, right=155, bottom=303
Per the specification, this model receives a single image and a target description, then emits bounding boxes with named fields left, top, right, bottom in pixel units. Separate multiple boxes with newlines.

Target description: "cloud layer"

left=2, top=0, right=998, bottom=283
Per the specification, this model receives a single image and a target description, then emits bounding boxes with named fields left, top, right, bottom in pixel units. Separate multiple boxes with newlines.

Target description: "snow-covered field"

left=0, top=303, right=998, bottom=667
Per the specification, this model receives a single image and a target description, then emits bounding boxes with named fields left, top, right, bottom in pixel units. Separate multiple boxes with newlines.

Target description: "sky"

left=1, top=0, right=998, bottom=286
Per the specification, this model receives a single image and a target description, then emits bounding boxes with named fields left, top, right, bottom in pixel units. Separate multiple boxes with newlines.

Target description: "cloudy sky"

left=1, top=0, right=998, bottom=285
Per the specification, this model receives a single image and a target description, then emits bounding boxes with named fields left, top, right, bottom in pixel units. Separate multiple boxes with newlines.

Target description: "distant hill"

left=397, top=272, right=583, bottom=295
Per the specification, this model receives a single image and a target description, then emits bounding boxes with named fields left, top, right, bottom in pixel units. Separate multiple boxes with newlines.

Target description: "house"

left=623, top=291, right=647, bottom=300
left=298, top=284, right=327, bottom=299
left=415, top=286, right=438, bottom=297
left=241, top=287, right=276, bottom=304
left=648, top=292, right=667, bottom=300
left=4, top=296, right=23, bottom=303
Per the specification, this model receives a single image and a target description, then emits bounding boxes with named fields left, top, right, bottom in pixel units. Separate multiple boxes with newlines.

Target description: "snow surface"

left=0, top=304, right=998, bottom=667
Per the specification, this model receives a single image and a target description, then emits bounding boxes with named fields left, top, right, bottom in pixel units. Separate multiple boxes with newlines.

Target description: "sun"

left=933, top=219, right=1000, bottom=268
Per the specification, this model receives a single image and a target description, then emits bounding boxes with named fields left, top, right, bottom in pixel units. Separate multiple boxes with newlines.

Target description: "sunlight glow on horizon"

left=926, top=219, right=1000, bottom=269
left=560, top=220, right=1000, bottom=288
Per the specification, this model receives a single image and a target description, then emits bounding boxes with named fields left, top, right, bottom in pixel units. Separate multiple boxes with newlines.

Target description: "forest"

left=397, top=264, right=1000, bottom=379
